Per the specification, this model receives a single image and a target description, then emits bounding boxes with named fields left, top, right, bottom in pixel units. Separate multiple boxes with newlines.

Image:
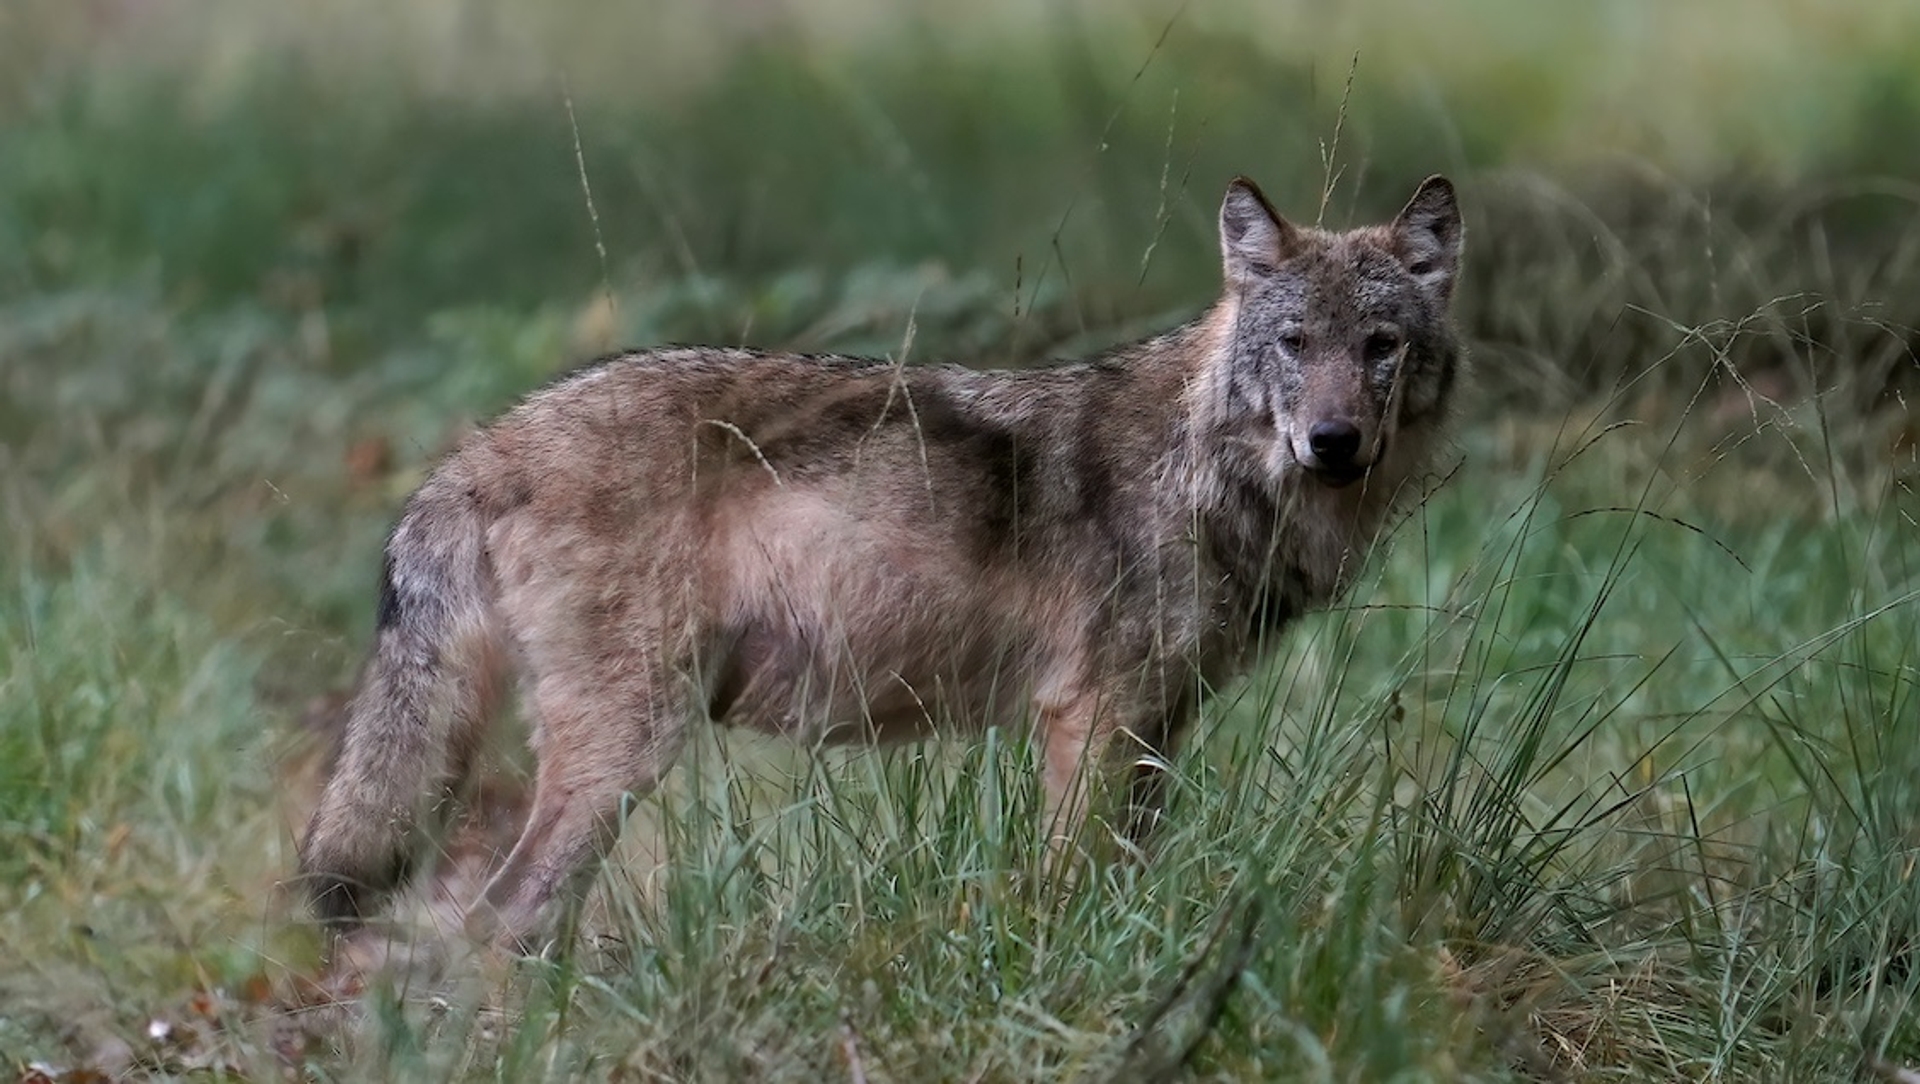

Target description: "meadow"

left=3, top=1, right=1919, bottom=1079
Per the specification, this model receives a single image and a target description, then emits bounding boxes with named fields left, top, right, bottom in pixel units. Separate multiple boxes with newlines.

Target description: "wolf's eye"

left=1364, top=331, right=1402, bottom=362
left=1279, top=331, right=1306, bottom=355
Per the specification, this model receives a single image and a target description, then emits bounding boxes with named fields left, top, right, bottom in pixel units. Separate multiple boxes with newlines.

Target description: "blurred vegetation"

left=7, top=1, right=1920, bottom=355
left=6, top=3, right=1919, bottom=399
left=2, top=1, right=1918, bottom=1079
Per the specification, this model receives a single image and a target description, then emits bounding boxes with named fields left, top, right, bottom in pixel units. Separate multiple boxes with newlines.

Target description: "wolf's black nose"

left=1308, top=420, right=1363, bottom=466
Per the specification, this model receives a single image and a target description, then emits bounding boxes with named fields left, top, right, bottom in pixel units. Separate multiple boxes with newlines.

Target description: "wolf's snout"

left=1308, top=420, right=1363, bottom=466
left=1300, top=419, right=1374, bottom=487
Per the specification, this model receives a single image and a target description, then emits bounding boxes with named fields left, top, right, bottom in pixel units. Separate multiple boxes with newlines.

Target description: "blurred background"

left=7, top=0, right=1920, bottom=350
left=8, top=1, right=1920, bottom=376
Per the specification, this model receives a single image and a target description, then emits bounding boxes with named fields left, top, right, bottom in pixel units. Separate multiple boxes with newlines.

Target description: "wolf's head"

left=1206, top=175, right=1464, bottom=490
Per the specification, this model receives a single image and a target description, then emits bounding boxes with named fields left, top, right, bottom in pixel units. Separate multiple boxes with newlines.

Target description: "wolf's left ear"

left=1391, top=175, right=1463, bottom=302
left=1219, top=177, right=1301, bottom=285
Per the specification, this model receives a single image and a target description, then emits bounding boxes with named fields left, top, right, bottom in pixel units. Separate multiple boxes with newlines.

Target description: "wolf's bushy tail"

left=299, top=470, right=506, bottom=928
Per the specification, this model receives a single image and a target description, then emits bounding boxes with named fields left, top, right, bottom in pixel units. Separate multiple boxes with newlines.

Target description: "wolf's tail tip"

left=307, top=873, right=370, bottom=930
left=299, top=845, right=414, bottom=930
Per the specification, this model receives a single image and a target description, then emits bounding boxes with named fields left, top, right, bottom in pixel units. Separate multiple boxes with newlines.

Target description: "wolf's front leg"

left=1038, top=702, right=1104, bottom=858
left=1035, top=668, right=1192, bottom=876
left=1036, top=693, right=1163, bottom=857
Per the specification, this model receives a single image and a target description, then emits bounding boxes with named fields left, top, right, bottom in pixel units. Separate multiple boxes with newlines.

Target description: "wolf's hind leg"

left=468, top=664, right=690, bottom=952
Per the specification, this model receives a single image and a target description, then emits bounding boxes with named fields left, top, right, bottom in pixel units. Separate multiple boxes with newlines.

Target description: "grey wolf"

left=299, top=174, right=1466, bottom=949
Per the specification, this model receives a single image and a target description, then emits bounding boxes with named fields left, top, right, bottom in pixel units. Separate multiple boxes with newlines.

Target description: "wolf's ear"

left=1219, top=177, right=1301, bottom=284
left=1391, top=175, right=1463, bottom=301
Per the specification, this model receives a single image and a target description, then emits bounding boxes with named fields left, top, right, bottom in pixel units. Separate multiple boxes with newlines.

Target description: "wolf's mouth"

left=1307, top=464, right=1369, bottom=489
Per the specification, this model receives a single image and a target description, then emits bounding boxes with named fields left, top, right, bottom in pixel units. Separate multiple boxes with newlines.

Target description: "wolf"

left=298, top=174, right=1465, bottom=949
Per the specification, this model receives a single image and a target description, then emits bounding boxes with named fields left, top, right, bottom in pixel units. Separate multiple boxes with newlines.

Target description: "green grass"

left=3, top=1, right=1920, bottom=1079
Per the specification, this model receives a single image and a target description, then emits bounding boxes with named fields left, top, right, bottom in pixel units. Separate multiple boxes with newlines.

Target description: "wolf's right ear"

left=1219, top=177, right=1300, bottom=284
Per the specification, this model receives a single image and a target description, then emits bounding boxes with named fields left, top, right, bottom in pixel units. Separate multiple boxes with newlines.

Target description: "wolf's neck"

left=1174, top=444, right=1400, bottom=663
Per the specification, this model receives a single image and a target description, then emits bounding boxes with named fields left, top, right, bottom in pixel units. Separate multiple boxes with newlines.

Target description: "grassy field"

left=3, top=1, right=1919, bottom=1079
